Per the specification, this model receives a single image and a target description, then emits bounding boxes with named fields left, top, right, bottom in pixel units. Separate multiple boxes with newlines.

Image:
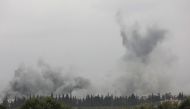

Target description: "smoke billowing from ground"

left=1, top=12, right=175, bottom=98
left=114, top=12, right=173, bottom=95
left=5, top=60, right=90, bottom=98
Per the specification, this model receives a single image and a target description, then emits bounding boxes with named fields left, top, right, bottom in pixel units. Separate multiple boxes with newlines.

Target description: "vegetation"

left=179, top=97, right=190, bottom=109
left=134, top=103, right=155, bottom=109
left=0, top=104, right=6, bottom=109
left=75, top=97, right=190, bottom=109
left=20, top=97, right=70, bottom=109
left=10, top=92, right=186, bottom=108
left=158, top=101, right=178, bottom=109
left=1, top=93, right=190, bottom=109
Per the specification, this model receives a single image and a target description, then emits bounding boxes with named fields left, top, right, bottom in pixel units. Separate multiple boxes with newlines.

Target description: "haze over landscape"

left=0, top=0, right=190, bottom=99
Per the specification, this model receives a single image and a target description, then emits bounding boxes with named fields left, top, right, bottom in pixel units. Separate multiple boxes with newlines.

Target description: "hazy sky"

left=0, top=0, right=190, bottom=95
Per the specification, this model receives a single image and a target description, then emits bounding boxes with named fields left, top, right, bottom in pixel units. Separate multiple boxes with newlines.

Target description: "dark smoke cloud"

left=115, top=12, right=172, bottom=95
left=117, top=12, right=167, bottom=62
left=121, top=27, right=166, bottom=62
left=5, top=60, right=90, bottom=97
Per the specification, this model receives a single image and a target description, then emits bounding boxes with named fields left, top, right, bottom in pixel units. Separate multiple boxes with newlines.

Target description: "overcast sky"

left=0, top=0, right=190, bottom=95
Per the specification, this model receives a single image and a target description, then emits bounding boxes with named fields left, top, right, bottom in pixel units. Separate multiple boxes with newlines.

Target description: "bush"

left=179, top=97, right=190, bottom=109
left=158, top=101, right=178, bottom=109
left=20, top=97, right=70, bottom=109
left=0, top=104, right=6, bottom=109
left=133, top=103, right=155, bottom=109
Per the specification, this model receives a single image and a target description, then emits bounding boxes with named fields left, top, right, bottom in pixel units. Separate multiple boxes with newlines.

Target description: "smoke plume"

left=115, top=12, right=173, bottom=95
left=5, top=60, right=90, bottom=98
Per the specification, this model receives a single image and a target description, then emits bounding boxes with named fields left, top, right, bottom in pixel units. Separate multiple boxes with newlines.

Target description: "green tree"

left=159, top=101, right=178, bottom=109
left=20, top=97, right=70, bottom=109
left=0, top=104, right=6, bottom=109
left=134, top=103, right=155, bottom=109
left=179, top=97, right=190, bottom=109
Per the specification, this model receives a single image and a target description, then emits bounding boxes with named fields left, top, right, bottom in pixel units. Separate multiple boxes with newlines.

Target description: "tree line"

left=1, top=92, right=187, bottom=109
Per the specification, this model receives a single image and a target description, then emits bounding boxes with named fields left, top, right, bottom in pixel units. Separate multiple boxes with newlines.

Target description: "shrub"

left=20, top=97, right=70, bottom=109
left=179, top=97, right=190, bottom=109
left=0, top=104, right=6, bottom=109
left=158, top=101, right=178, bottom=109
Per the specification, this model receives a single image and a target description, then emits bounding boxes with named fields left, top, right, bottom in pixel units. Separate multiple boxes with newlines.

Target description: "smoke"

left=1, top=10, right=175, bottom=98
left=5, top=60, right=90, bottom=98
left=121, top=27, right=166, bottom=62
left=114, top=12, right=173, bottom=95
